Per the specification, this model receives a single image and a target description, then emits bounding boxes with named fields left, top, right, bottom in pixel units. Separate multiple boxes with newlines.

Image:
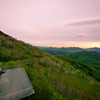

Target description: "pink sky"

left=0, top=0, right=100, bottom=48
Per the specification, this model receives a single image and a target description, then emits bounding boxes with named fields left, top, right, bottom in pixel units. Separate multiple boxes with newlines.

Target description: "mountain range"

left=37, top=46, right=84, bottom=55
left=37, top=46, right=100, bottom=54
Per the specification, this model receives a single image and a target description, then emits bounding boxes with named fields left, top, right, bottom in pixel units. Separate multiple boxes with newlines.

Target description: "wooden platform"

left=0, top=67, right=35, bottom=100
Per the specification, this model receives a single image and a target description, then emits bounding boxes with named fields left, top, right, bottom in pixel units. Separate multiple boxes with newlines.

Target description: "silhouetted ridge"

left=0, top=31, right=9, bottom=37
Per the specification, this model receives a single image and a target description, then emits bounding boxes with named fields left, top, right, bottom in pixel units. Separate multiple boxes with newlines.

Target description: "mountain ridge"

left=37, top=46, right=100, bottom=55
left=37, top=46, right=84, bottom=55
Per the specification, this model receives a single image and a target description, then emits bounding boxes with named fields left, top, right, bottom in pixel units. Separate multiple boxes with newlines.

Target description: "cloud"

left=65, top=19, right=100, bottom=26
left=78, top=36, right=84, bottom=37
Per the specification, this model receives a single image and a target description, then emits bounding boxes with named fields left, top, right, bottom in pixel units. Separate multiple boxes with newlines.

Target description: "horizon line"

left=34, top=45, right=100, bottom=49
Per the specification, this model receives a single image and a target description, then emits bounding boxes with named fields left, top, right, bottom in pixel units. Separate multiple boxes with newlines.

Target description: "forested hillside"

left=0, top=31, right=100, bottom=100
left=67, top=50, right=100, bottom=70
left=86, top=47, right=100, bottom=53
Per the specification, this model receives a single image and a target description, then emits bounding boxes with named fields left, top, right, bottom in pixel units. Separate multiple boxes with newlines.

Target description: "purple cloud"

left=65, top=19, right=100, bottom=26
left=78, top=36, right=84, bottom=37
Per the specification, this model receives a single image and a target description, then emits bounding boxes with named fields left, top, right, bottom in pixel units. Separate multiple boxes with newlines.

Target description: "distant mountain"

left=37, top=46, right=100, bottom=55
left=1, top=31, right=100, bottom=100
left=86, top=47, right=100, bottom=53
left=37, top=46, right=84, bottom=55
left=67, top=50, right=100, bottom=70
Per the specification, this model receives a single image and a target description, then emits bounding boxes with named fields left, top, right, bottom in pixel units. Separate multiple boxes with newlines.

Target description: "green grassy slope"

left=55, top=55, right=100, bottom=81
left=67, top=50, right=100, bottom=70
left=0, top=31, right=100, bottom=100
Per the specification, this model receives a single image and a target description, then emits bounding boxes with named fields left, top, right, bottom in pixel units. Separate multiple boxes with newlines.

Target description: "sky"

left=0, top=0, right=100, bottom=48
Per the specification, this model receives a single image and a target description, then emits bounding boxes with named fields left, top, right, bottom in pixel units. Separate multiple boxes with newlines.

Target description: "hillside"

left=67, top=50, right=100, bottom=70
left=0, top=31, right=100, bottom=100
left=37, top=46, right=84, bottom=55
